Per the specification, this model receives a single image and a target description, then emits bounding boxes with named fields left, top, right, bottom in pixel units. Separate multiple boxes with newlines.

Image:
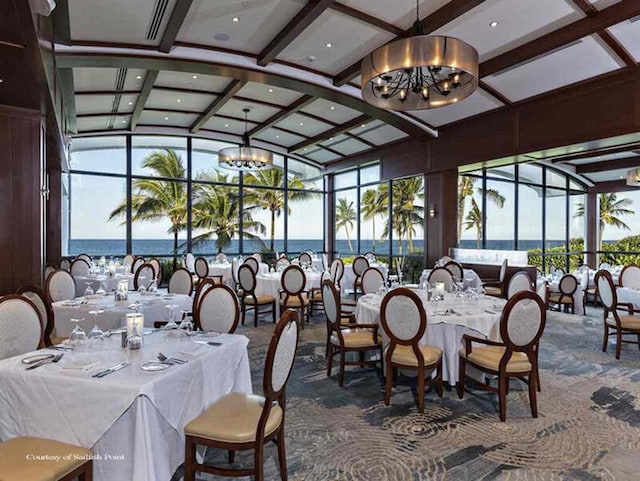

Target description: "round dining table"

left=73, top=273, right=135, bottom=297
left=255, top=270, right=323, bottom=318
left=355, top=290, right=505, bottom=385
left=52, top=292, right=193, bottom=337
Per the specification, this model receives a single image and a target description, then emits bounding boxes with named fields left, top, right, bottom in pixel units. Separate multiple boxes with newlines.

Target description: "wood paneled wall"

left=0, top=105, right=45, bottom=294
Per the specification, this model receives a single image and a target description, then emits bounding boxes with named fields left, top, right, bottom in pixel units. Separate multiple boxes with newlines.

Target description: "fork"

left=26, top=354, right=64, bottom=370
left=157, top=352, right=187, bottom=364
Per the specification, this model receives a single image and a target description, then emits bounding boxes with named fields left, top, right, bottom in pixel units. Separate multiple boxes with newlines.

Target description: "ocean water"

left=68, top=239, right=571, bottom=258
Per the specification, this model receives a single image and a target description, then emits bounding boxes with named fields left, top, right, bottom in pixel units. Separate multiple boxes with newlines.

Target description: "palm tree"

left=109, top=149, right=187, bottom=269
left=379, top=177, right=425, bottom=255
left=458, top=176, right=505, bottom=245
left=361, top=188, right=387, bottom=252
left=192, top=181, right=266, bottom=253
left=243, top=168, right=319, bottom=252
left=575, top=193, right=635, bottom=249
left=335, top=198, right=356, bottom=253
left=464, top=199, right=483, bottom=248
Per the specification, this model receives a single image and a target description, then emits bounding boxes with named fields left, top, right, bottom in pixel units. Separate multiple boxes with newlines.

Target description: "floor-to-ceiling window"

left=596, top=189, right=640, bottom=266
left=66, top=134, right=325, bottom=265
left=458, top=163, right=587, bottom=272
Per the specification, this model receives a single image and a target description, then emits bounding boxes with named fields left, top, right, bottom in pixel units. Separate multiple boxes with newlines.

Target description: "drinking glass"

left=96, top=281, right=107, bottom=296
left=87, top=309, right=105, bottom=340
left=163, top=304, right=179, bottom=331
left=69, top=317, right=86, bottom=346
left=180, top=311, right=194, bottom=335
left=137, top=276, right=147, bottom=293
left=84, top=284, right=94, bottom=297
left=147, top=277, right=158, bottom=293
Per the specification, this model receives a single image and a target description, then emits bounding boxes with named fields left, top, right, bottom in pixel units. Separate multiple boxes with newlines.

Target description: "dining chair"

left=243, top=256, right=260, bottom=275
left=427, top=267, right=454, bottom=292
left=184, top=310, right=299, bottom=481
left=123, top=253, right=135, bottom=268
left=195, top=284, right=240, bottom=334
left=548, top=274, right=578, bottom=313
left=194, top=256, right=210, bottom=281
left=134, top=263, right=156, bottom=290
left=536, top=279, right=549, bottom=307
left=329, top=259, right=345, bottom=291
left=59, top=257, right=72, bottom=271
left=131, top=256, right=145, bottom=274
left=69, top=258, right=90, bottom=277
left=75, top=253, right=92, bottom=264
left=380, top=288, right=443, bottom=412
left=279, top=265, right=310, bottom=329
left=251, top=252, right=263, bottom=263
left=360, top=267, right=385, bottom=294
left=484, top=258, right=508, bottom=298
left=275, top=257, right=290, bottom=271
left=321, top=253, right=328, bottom=272
left=44, top=263, right=57, bottom=281
left=579, top=269, right=590, bottom=315
left=298, top=252, right=312, bottom=267
left=184, top=253, right=196, bottom=274
left=507, top=271, right=533, bottom=299
left=443, top=260, right=464, bottom=280
left=231, top=257, right=242, bottom=295
left=309, top=271, right=331, bottom=315
left=149, top=258, right=163, bottom=286
left=351, top=255, right=370, bottom=298
left=168, top=267, right=194, bottom=296
left=0, top=436, right=93, bottom=481
left=0, top=295, right=43, bottom=360
left=458, top=290, right=546, bottom=421
left=239, top=264, right=276, bottom=327
left=46, top=270, right=76, bottom=303
left=619, top=265, right=640, bottom=289
left=323, top=279, right=382, bottom=387
left=16, top=285, right=58, bottom=347
left=215, top=252, right=227, bottom=263
left=596, top=270, right=640, bottom=359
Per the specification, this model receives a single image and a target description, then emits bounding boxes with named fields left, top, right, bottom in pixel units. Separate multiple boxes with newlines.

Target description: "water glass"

left=69, top=317, right=86, bottom=347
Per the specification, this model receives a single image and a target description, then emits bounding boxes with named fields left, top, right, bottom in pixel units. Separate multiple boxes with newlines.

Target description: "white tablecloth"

left=420, top=268, right=482, bottom=289
left=356, top=291, right=504, bottom=385
left=342, top=263, right=389, bottom=294
left=616, top=287, right=640, bottom=309
left=255, top=271, right=322, bottom=317
left=0, top=332, right=251, bottom=481
left=53, top=292, right=193, bottom=337
left=587, top=268, right=621, bottom=286
left=74, top=274, right=135, bottom=297
left=540, top=278, right=584, bottom=315
left=207, top=263, right=233, bottom=285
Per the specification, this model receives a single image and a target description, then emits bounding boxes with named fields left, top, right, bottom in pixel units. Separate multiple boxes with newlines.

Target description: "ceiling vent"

left=146, top=0, right=169, bottom=41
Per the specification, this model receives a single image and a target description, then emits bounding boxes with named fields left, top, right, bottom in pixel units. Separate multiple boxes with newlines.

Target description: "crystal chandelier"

left=219, top=108, right=273, bottom=171
left=361, top=0, right=479, bottom=111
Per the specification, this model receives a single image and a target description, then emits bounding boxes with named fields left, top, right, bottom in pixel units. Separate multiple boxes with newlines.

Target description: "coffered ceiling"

left=51, top=0, right=640, bottom=166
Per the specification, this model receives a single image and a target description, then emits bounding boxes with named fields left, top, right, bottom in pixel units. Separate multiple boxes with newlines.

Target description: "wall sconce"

left=428, top=204, right=436, bottom=218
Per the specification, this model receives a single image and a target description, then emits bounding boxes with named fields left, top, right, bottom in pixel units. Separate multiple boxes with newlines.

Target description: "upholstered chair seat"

left=330, top=329, right=381, bottom=348
left=459, top=345, right=532, bottom=372
left=484, top=286, right=502, bottom=297
left=245, top=294, right=276, bottom=305
left=389, top=344, right=442, bottom=367
left=606, top=315, right=640, bottom=330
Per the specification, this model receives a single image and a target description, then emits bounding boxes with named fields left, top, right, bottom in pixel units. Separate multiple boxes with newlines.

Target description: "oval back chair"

left=46, top=269, right=76, bottom=302
left=149, top=258, right=163, bottom=285
left=123, top=254, right=135, bottom=268
left=329, top=259, right=344, bottom=289
left=275, top=257, right=290, bottom=271
left=184, top=253, right=196, bottom=273
left=194, top=256, right=210, bottom=280
left=195, top=284, right=239, bottom=334
left=168, top=267, right=194, bottom=296
left=427, top=268, right=454, bottom=292
left=59, top=257, right=72, bottom=271
left=620, top=265, right=640, bottom=289
left=134, top=263, right=156, bottom=290
left=243, top=256, right=260, bottom=275
left=76, top=253, right=92, bottom=264
left=507, top=271, right=533, bottom=299
left=131, top=256, right=145, bottom=274
left=17, top=285, right=55, bottom=347
left=361, top=267, right=385, bottom=294
left=298, top=252, right=312, bottom=267
left=443, top=260, right=463, bottom=280
left=0, top=295, right=43, bottom=360
left=70, top=258, right=91, bottom=277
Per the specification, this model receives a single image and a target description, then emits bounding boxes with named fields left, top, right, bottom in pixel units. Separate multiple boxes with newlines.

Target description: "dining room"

left=1, top=1, right=640, bottom=480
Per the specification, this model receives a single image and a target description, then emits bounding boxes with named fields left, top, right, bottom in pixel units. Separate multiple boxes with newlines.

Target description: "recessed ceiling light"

left=330, top=106, right=335, bottom=110
left=489, top=21, right=499, bottom=28
left=325, top=42, right=332, bottom=48
left=192, top=75, right=198, bottom=79
left=268, top=88, right=273, bottom=93
left=275, top=135, right=280, bottom=138
left=164, top=116, right=169, bottom=120
left=128, top=101, right=133, bottom=105
left=0, top=79, right=3, bottom=83
left=329, top=137, right=333, bottom=141
left=136, top=75, right=142, bottom=79
left=224, top=123, right=229, bottom=127
left=299, top=122, right=304, bottom=126
left=122, top=120, right=127, bottom=124
left=232, top=17, right=239, bottom=22
left=176, top=99, right=181, bottom=103
left=306, top=55, right=316, bottom=63
left=361, top=124, right=366, bottom=128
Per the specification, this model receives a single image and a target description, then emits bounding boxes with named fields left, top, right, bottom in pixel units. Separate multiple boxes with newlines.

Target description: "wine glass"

left=96, top=281, right=107, bottom=296
left=147, top=277, right=158, bottom=293
left=137, top=276, right=147, bottom=294
left=163, top=304, right=179, bottom=331
left=180, top=310, right=194, bottom=335
left=84, top=284, right=94, bottom=297
left=69, top=317, right=86, bottom=346
left=87, top=309, right=105, bottom=340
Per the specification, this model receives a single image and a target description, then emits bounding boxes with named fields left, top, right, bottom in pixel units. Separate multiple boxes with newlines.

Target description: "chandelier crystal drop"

left=361, top=0, right=479, bottom=111
left=218, top=108, right=273, bottom=171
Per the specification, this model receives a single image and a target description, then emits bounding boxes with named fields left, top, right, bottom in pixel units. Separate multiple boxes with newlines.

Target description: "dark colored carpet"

left=173, top=311, right=640, bottom=480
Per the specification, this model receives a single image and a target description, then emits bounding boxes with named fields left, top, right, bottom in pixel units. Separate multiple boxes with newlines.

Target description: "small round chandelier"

left=361, top=0, right=479, bottom=111
left=626, top=168, right=640, bottom=187
left=219, top=108, right=273, bottom=171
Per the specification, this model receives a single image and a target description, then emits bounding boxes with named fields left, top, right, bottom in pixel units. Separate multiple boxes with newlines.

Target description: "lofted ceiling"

left=50, top=0, right=640, bottom=167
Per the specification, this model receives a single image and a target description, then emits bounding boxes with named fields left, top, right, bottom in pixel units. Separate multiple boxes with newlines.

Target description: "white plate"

left=141, top=361, right=171, bottom=372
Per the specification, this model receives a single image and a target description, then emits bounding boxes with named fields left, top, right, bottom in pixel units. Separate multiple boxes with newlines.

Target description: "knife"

left=26, top=354, right=63, bottom=370
left=92, top=362, right=130, bottom=378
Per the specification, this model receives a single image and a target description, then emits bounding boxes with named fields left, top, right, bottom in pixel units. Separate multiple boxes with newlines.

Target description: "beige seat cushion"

left=244, top=294, right=275, bottom=305
left=280, top=297, right=309, bottom=307
left=185, top=393, right=282, bottom=444
left=310, top=291, right=322, bottom=301
left=484, top=286, right=502, bottom=297
left=459, top=345, right=532, bottom=373
left=548, top=294, right=573, bottom=304
left=607, top=315, right=640, bottom=331
left=387, top=344, right=442, bottom=367
left=0, top=437, right=92, bottom=481
left=330, top=329, right=380, bottom=348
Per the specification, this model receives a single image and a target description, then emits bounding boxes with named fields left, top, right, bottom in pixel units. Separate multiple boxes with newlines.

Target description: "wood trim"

left=158, top=0, right=194, bottom=53
left=59, top=68, right=77, bottom=133
left=479, top=81, right=511, bottom=105
left=480, top=0, right=640, bottom=77
left=576, top=155, right=640, bottom=174
left=549, top=141, right=640, bottom=163
left=288, top=114, right=370, bottom=152
left=75, top=90, right=140, bottom=96
left=588, top=179, right=640, bottom=193
left=333, top=0, right=486, bottom=86
left=257, top=0, right=334, bottom=67
left=130, top=70, right=158, bottom=130
left=329, top=2, right=404, bottom=36
left=190, top=79, right=246, bottom=133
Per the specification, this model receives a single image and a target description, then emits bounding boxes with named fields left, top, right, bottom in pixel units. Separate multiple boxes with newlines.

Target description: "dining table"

left=53, top=292, right=193, bottom=337
left=73, top=273, right=135, bottom=297
left=255, top=270, right=323, bottom=318
left=342, top=262, right=389, bottom=295
left=538, top=276, right=585, bottom=315
left=208, top=261, right=269, bottom=286
left=616, top=287, right=640, bottom=309
left=356, top=290, right=505, bottom=385
left=420, top=268, right=482, bottom=289
left=0, top=331, right=252, bottom=481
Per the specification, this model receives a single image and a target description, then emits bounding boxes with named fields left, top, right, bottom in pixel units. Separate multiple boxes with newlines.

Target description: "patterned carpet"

left=173, top=310, right=640, bottom=481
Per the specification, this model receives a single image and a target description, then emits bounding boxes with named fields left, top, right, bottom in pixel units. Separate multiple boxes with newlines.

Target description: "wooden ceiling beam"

left=289, top=114, right=370, bottom=152
left=58, top=68, right=77, bottom=133
left=576, top=155, right=640, bottom=174
left=75, top=90, right=140, bottom=96
left=257, top=0, right=335, bottom=67
left=248, top=95, right=315, bottom=137
left=549, top=142, right=640, bottom=163
left=130, top=70, right=158, bottom=130
left=333, top=0, right=486, bottom=86
left=158, top=0, right=194, bottom=53
left=189, top=79, right=246, bottom=133
left=478, top=81, right=511, bottom=105
left=481, top=0, right=640, bottom=77
left=329, top=2, right=404, bottom=36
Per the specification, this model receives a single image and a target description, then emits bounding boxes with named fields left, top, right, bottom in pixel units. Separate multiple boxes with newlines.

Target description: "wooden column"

left=585, top=191, right=598, bottom=268
left=426, top=169, right=458, bottom=267
left=325, top=175, right=335, bottom=262
left=0, top=105, right=45, bottom=294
